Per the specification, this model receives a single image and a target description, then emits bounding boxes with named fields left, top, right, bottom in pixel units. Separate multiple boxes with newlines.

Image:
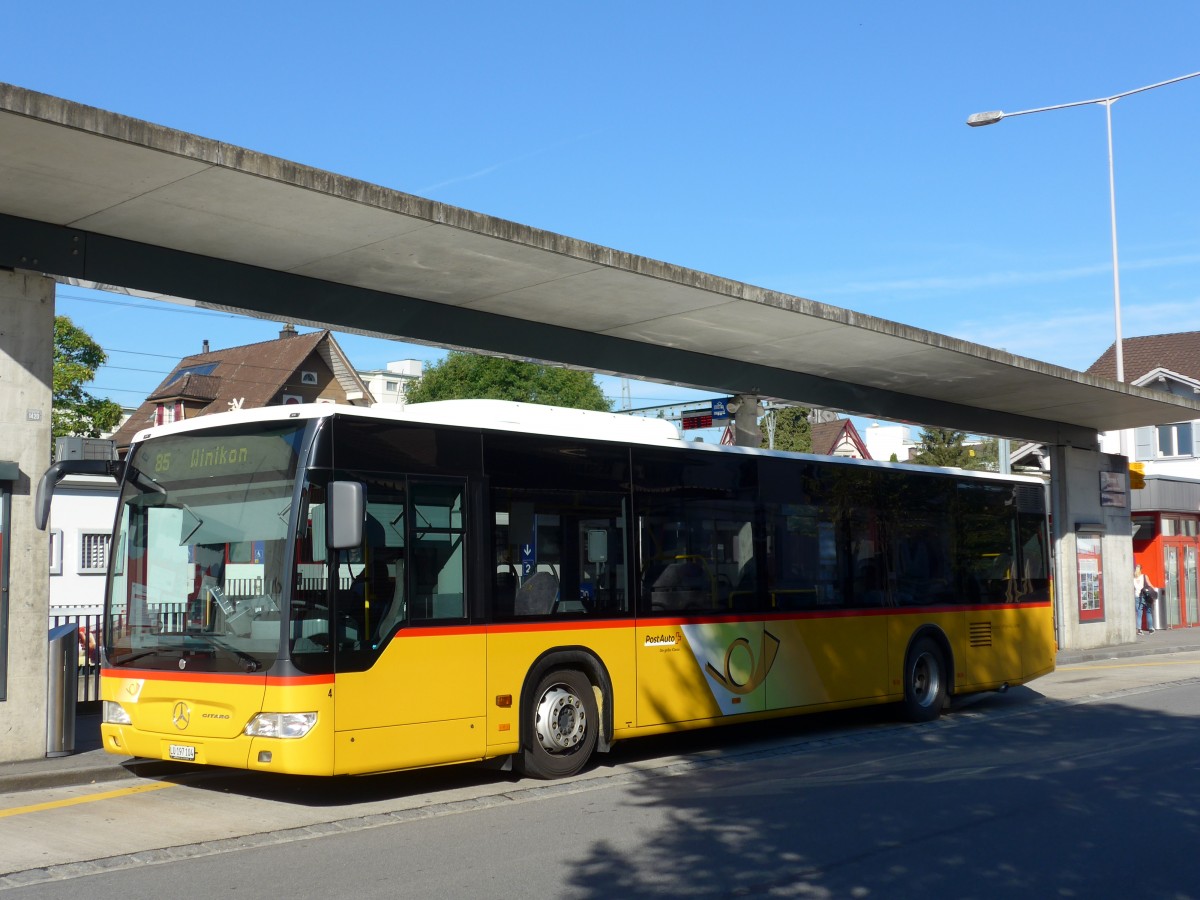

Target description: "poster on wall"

left=1100, top=471, right=1127, bottom=508
left=1077, top=534, right=1105, bottom=623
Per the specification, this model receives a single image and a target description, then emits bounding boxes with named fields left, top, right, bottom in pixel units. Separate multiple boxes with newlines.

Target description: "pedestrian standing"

left=1134, top=564, right=1158, bottom=634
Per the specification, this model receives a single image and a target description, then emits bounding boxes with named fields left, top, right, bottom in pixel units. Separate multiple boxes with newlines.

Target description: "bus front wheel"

left=518, top=669, right=598, bottom=779
left=901, top=637, right=947, bottom=723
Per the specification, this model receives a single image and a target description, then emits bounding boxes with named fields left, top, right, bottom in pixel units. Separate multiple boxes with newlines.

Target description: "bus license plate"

left=168, top=744, right=196, bottom=761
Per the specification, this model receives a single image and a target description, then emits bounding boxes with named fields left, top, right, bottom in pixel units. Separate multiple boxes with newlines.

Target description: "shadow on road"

left=562, top=692, right=1200, bottom=898
left=91, top=684, right=1200, bottom=898
left=145, top=696, right=946, bottom=808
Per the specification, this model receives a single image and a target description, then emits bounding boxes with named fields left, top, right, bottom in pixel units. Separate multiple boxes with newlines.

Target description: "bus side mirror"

left=35, top=459, right=121, bottom=530
left=327, top=481, right=365, bottom=550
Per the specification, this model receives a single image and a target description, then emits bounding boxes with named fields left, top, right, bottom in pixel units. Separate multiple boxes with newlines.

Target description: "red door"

left=1159, top=527, right=1200, bottom=629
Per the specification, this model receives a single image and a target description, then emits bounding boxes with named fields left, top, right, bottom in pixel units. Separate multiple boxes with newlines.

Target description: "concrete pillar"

left=732, top=394, right=761, bottom=448
left=1050, top=444, right=1135, bottom=651
left=0, top=269, right=54, bottom=762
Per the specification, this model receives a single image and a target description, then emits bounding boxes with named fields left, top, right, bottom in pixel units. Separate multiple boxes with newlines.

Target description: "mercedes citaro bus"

left=38, top=400, right=1054, bottom=779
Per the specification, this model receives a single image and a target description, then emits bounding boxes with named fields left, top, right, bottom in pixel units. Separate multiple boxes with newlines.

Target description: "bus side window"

left=492, top=490, right=629, bottom=619
left=409, top=481, right=466, bottom=621
left=291, top=487, right=333, bottom=661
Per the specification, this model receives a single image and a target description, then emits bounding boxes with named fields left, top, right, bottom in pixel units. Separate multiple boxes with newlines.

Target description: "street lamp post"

left=968, top=71, right=1200, bottom=384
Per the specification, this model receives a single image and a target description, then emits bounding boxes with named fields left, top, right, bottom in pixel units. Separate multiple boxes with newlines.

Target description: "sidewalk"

left=1054, top=622, right=1200, bottom=665
left=0, top=710, right=178, bottom=795
left=5, top=627, right=1200, bottom=796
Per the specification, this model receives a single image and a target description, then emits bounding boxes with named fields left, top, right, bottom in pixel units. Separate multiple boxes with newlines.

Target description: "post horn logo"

left=705, top=629, right=781, bottom=695
left=172, top=701, right=191, bottom=730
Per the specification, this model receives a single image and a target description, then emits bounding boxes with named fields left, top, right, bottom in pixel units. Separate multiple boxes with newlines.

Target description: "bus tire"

left=517, top=669, right=598, bottom=779
left=901, top=637, right=947, bottom=723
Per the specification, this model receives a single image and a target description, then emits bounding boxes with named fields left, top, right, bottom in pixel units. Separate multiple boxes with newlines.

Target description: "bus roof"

left=128, top=400, right=686, bottom=449
left=128, top=401, right=1047, bottom=487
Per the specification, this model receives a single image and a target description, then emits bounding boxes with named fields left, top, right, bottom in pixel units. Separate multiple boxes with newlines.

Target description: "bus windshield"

left=104, top=423, right=308, bottom=673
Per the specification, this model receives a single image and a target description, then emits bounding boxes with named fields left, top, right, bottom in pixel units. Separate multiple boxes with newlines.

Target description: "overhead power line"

left=56, top=291, right=246, bottom=318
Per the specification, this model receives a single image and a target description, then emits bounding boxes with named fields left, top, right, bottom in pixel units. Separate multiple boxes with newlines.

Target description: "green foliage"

left=760, top=406, right=812, bottom=453
left=970, top=437, right=1000, bottom=472
left=910, top=427, right=972, bottom=468
left=405, top=352, right=612, bottom=411
left=910, top=427, right=996, bottom=471
left=53, top=316, right=122, bottom=440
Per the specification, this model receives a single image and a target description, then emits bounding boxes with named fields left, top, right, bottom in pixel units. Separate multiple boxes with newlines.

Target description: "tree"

left=760, top=406, right=812, bottom=453
left=910, top=427, right=995, bottom=471
left=53, top=316, right=121, bottom=441
left=970, top=436, right=1000, bottom=472
left=910, top=427, right=972, bottom=468
left=405, top=352, right=612, bottom=411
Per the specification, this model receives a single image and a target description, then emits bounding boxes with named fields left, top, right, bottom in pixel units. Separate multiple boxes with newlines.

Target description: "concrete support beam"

left=0, top=269, right=54, bottom=762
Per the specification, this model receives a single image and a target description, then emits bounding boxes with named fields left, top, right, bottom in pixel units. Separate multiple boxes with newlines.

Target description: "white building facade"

left=361, top=359, right=423, bottom=408
left=47, top=475, right=119, bottom=619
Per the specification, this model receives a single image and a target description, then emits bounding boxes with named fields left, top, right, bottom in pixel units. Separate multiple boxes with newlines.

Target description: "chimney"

left=202, top=339, right=210, bottom=354
left=279, top=324, right=297, bottom=339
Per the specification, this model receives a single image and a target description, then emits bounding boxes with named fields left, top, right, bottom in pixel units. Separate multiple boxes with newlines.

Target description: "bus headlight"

left=244, top=712, right=317, bottom=739
left=103, top=701, right=132, bottom=726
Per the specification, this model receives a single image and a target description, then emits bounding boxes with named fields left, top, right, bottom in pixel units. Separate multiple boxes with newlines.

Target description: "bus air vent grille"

left=1014, top=483, right=1046, bottom=515
left=968, top=622, right=993, bottom=647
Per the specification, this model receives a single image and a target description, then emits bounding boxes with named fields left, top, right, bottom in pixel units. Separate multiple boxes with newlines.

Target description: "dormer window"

left=156, top=401, right=182, bottom=425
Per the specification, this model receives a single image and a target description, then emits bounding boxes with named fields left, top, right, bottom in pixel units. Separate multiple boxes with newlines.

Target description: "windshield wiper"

left=208, top=637, right=264, bottom=673
left=110, top=648, right=171, bottom=666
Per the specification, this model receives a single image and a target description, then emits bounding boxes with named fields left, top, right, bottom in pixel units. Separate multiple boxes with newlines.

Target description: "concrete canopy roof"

left=2, top=82, right=1198, bottom=448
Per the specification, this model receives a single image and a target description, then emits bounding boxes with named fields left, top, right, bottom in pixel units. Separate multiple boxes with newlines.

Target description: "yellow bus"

left=38, top=400, right=1054, bottom=779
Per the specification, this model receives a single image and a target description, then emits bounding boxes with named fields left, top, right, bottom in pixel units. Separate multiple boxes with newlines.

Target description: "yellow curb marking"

left=1065, top=660, right=1200, bottom=671
left=0, top=780, right=177, bottom=819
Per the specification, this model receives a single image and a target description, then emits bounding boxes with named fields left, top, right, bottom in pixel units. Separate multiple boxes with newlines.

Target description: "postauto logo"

left=644, top=631, right=684, bottom=648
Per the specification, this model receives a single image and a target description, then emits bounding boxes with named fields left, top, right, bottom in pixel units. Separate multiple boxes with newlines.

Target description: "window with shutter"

left=79, top=531, right=111, bottom=574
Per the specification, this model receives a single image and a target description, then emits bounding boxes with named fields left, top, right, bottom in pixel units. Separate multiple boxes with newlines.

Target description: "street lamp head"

left=967, top=110, right=1005, bottom=127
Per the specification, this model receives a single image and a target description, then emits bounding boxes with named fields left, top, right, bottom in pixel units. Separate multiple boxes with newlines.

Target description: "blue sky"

left=8, top=3, right=1200, bottom=426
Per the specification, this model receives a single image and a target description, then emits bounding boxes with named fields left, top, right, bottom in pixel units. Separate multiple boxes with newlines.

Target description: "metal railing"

left=51, top=601, right=186, bottom=703
left=49, top=612, right=103, bottom=704
left=49, top=580, right=352, bottom=703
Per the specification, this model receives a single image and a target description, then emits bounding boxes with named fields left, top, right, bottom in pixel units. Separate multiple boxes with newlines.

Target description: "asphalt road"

left=3, top=652, right=1199, bottom=898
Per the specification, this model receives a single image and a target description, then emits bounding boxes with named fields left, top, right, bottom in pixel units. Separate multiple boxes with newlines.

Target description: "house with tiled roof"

left=1087, top=332, right=1200, bottom=631
left=1085, top=330, right=1200, bottom=383
left=111, top=326, right=373, bottom=452
left=1086, top=332, right=1200, bottom=477
left=810, top=418, right=871, bottom=459
left=48, top=327, right=374, bottom=623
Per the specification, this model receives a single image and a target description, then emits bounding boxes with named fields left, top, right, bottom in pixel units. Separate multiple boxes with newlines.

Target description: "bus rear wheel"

left=902, top=637, right=947, bottom=723
left=517, top=669, right=598, bottom=779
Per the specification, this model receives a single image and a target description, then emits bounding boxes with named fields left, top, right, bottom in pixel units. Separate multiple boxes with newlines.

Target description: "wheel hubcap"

left=534, top=685, right=586, bottom=753
left=912, top=653, right=940, bottom=707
